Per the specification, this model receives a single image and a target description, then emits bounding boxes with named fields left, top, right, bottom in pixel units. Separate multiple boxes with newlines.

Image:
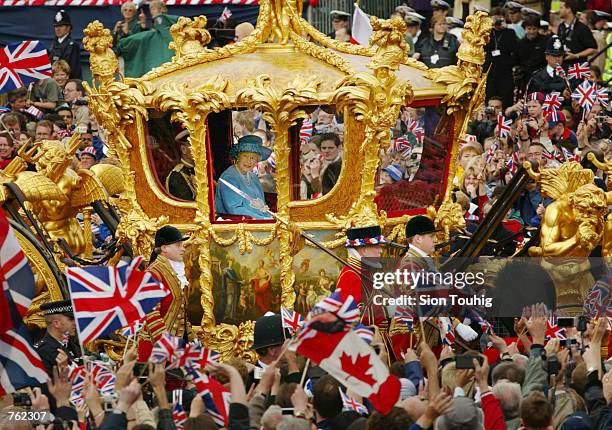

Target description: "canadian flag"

left=351, top=4, right=373, bottom=46
left=291, top=324, right=400, bottom=414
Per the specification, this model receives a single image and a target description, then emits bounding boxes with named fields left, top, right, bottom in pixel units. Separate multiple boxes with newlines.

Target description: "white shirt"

left=57, top=35, right=68, bottom=44
left=408, top=243, right=429, bottom=257
left=546, top=65, right=555, bottom=78
left=169, top=260, right=188, bottom=289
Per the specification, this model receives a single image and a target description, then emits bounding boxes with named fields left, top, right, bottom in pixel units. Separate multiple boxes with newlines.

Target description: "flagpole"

left=299, top=358, right=310, bottom=386
left=122, top=335, right=132, bottom=359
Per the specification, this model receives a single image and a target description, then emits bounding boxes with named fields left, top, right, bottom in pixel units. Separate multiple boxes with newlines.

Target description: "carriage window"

left=293, top=105, right=344, bottom=201
left=145, top=108, right=278, bottom=222
left=145, top=110, right=196, bottom=201
left=375, top=104, right=449, bottom=214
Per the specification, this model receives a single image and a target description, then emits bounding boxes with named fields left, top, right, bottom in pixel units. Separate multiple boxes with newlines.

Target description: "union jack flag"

left=197, top=345, right=221, bottom=368
left=496, top=113, right=512, bottom=138
left=562, top=146, right=580, bottom=163
left=471, top=312, right=493, bottom=335
left=545, top=316, right=567, bottom=340
left=169, top=341, right=204, bottom=370
left=281, top=306, right=304, bottom=332
left=173, top=402, right=188, bottom=430
left=595, top=86, right=609, bottom=108
left=391, top=135, right=412, bottom=159
left=299, top=117, right=313, bottom=145
left=406, top=119, right=425, bottom=145
left=0, top=209, right=48, bottom=396
left=151, top=332, right=182, bottom=364
left=485, top=142, right=500, bottom=164
left=219, top=6, right=232, bottom=22
left=191, top=369, right=231, bottom=427
left=543, top=146, right=563, bottom=162
left=339, top=388, right=368, bottom=415
left=572, top=80, right=596, bottom=111
left=506, top=152, right=520, bottom=175
left=583, top=269, right=611, bottom=319
left=120, top=319, right=144, bottom=337
left=555, top=64, right=566, bottom=79
left=543, top=92, right=563, bottom=112
left=352, top=324, right=373, bottom=344
left=68, top=362, right=86, bottom=406
left=89, top=361, right=115, bottom=396
left=566, top=62, right=590, bottom=81
left=436, top=318, right=455, bottom=346
left=393, top=305, right=414, bottom=331
left=310, top=289, right=360, bottom=323
left=66, top=256, right=169, bottom=344
left=0, top=41, right=52, bottom=94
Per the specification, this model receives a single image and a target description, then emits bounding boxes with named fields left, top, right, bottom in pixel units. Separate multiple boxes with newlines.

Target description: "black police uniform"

left=558, top=18, right=597, bottom=65
left=34, top=300, right=82, bottom=376
left=529, top=67, right=568, bottom=94
left=528, top=36, right=569, bottom=95
left=484, top=27, right=518, bottom=109
left=49, top=10, right=82, bottom=79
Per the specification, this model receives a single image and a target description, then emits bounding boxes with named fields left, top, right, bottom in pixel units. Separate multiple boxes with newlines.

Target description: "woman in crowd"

left=414, top=16, right=459, bottom=69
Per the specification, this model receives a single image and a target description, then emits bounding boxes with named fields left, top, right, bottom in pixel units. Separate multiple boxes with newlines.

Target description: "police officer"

left=166, top=130, right=196, bottom=201
left=246, top=313, right=298, bottom=389
left=35, top=299, right=81, bottom=376
left=528, top=36, right=570, bottom=95
left=49, top=10, right=82, bottom=79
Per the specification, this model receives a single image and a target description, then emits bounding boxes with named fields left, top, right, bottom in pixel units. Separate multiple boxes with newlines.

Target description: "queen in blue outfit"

left=215, top=135, right=273, bottom=220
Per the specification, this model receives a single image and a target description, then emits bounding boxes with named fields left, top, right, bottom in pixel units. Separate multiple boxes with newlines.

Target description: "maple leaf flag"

left=291, top=322, right=400, bottom=414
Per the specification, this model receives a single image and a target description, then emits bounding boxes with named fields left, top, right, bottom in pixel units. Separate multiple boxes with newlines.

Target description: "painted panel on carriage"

left=184, top=230, right=345, bottom=326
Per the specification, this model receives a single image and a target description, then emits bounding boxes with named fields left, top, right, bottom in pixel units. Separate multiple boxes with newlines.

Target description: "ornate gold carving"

left=151, top=76, right=231, bottom=329
left=83, top=21, right=118, bottom=86
left=210, top=223, right=278, bottom=254
left=431, top=195, right=466, bottom=244
left=169, top=16, right=211, bottom=58
left=237, top=74, right=321, bottom=309
left=330, top=16, right=413, bottom=231
left=200, top=321, right=257, bottom=362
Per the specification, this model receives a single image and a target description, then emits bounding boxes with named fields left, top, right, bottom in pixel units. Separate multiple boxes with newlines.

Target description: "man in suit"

left=35, top=300, right=81, bottom=376
left=399, top=216, right=478, bottom=346
left=166, top=130, right=196, bottom=201
left=49, top=10, right=82, bottom=79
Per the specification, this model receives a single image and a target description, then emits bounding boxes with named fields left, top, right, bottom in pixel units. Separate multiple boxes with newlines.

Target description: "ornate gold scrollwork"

left=236, top=74, right=322, bottom=309
left=210, top=223, right=278, bottom=255
left=330, top=16, right=413, bottom=232
left=169, top=16, right=211, bottom=59
left=151, top=77, right=231, bottom=331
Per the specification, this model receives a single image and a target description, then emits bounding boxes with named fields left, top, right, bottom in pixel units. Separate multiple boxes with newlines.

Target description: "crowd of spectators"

left=2, top=309, right=612, bottom=430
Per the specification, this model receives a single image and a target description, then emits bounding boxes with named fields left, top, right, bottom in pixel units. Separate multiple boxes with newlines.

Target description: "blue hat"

left=382, top=163, right=404, bottom=182
left=560, top=412, right=592, bottom=430
left=229, top=135, right=272, bottom=161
